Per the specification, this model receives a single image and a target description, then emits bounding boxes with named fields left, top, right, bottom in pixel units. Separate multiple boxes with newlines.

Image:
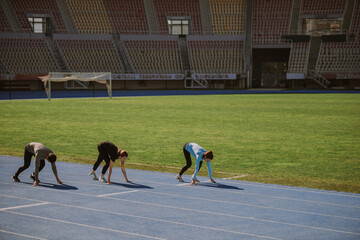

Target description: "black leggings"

left=92, top=145, right=111, bottom=175
left=14, top=146, right=45, bottom=177
left=179, top=143, right=202, bottom=176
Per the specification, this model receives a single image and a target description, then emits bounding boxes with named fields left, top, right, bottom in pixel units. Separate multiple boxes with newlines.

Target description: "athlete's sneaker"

left=176, top=174, right=184, bottom=182
left=89, top=172, right=98, bottom=180
left=12, top=175, right=20, bottom=182
left=30, top=174, right=40, bottom=183
left=99, top=176, right=107, bottom=183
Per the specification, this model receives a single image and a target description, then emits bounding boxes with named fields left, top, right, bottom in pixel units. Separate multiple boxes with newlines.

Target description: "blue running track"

left=0, top=155, right=359, bottom=239
left=1, top=89, right=360, bottom=100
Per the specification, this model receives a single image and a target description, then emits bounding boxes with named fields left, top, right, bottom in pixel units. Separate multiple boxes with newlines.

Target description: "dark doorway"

left=252, top=48, right=290, bottom=88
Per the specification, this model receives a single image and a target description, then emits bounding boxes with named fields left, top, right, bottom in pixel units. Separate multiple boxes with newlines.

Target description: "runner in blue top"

left=176, top=143, right=216, bottom=185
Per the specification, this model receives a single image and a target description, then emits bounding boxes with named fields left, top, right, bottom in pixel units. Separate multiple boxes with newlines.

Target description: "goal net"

left=39, top=72, right=112, bottom=100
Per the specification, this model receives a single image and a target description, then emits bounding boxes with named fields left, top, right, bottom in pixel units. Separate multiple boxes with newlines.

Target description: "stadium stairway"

left=0, top=0, right=20, bottom=32
left=179, top=36, right=190, bottom=72
left=56, top=0, right=77, bottom=33
left=45, top=36, right=67, bottom=72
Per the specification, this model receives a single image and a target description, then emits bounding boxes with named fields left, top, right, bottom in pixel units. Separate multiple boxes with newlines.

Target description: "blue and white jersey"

left=185, top=143, right=212, bottom=180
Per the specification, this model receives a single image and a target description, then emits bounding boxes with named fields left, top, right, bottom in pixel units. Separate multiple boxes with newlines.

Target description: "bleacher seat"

left=301, top=0, right=347, bottom=16
left=55, top=37, right=123, bottom=73
left=288, top=42, right=309, bottom=73
left=252, top=0, right=293, bottom=45
left=65, top=0, right=112, bottom=34
left=316, top=41, right=360, bottom=73
left=104, top=0, right=148, bottom=35
left=209, top=0, right=246, bottom=35
left=123, top=39, right=182, bottom=74
left=0, top=36, right=57, bottom=74
left=9, top=0, right=67, bottom=33
left=188, top=40, right=244, bottom=74
left=153, top=0, right=202, bottom=35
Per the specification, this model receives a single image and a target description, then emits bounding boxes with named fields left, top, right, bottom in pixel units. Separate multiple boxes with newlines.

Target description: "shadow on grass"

left=198, top=182, right=244, bottom=190
left=21, top=181, right=78, bottom=190
left=111, top=182, right=153, bottom=189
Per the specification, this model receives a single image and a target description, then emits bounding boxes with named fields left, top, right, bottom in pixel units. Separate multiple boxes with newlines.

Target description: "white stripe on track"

left=1, top=210, right=166, bottom=240
left=1, top=192, right=360, bottom=237
left=97, top=190, right=139, bottom=197
left=2, top=203, right=281, bottom=240
left=0, top=202, right=50, bottom=211
left=0, top=229, right=48, bottom=240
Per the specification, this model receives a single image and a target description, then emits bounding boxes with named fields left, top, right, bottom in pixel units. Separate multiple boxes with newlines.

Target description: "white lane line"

left=1, top=210, right=166, bottom=240
left=2, top=191, right=359, bottom=222
left=0, top=202, right=50, bottom=211
left=136, top=190, right=360, bottom=221
left=36, top=177, right=360, bottom=210
left=1, top=167, right=358, bottom=205
left=2, top=204, right=281, bottom=240
left=0, top=229, right=47, bottom=240
left=2, top=179, right=360, bottom=222
left=97, top=190, right=139, bottom=197
left=135, top=179, right=360, bottom=209
left=1, top=193, right=360, bottom=237
left=175, top=183, right=188, bottom=186
left=0, top=160, right=359, bottom=199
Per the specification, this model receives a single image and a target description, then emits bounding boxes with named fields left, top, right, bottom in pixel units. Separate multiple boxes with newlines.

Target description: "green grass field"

left=1, top=94, right=359, bottom=193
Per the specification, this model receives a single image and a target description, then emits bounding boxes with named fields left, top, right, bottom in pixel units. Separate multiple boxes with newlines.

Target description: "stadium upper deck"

left=0, top=0, right=359, bottom=90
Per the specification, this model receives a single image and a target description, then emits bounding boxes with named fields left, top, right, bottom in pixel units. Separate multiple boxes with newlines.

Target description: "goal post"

left=39, top=72, right=112, bottom=100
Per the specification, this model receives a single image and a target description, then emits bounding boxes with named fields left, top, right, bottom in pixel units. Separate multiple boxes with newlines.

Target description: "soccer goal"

left=39, top=72, right=112, bottom=100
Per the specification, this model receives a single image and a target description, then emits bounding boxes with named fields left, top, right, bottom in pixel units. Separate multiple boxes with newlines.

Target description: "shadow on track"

left=197, top=182, right=244, bottom=190
left=21, top=181, right=78, bottom=190
left=111, top=182, right=153, bottom=189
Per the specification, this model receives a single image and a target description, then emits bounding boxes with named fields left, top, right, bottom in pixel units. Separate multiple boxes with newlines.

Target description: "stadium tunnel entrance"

left=252, top=48, right=290, bottom=88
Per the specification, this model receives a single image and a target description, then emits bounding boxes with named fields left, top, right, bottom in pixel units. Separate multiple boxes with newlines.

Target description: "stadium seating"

left=65, top=0, right=112, bottom=34
left=301, top=0, right=347, bottom=16
left=104, top=0, right=148, bottom=35
left=188, top=40, right=244, bottom=73
left=208, top=0, right=246, bottom=35
left=252, top=0, right=293, bottom=45
left=0, top=7, right=11, bottom=32
left=123, top=39, right=182, bottom=74
left=287, top=42, right=309, bottom=73
left=55, top=37, right=123, bottom=73
left=316, top=41, right=360, bottom=73
left=153, top=0, right=202, bottom=35
left=0, top=36, right=57, bottom=74
left=9, top=0, right=67, bottom=33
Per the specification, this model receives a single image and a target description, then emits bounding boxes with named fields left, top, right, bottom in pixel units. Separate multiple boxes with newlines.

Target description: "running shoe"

left=12, top=175, right=20, bottom=182
left=176, top=174, right=184, bottom=182
left=89, top=172, right=98, bottom=180
left=30, top=174, right=40, bottom=183
left=99, top=176, right=107, bottom=183
left=191, top=175, right=200, bottom=183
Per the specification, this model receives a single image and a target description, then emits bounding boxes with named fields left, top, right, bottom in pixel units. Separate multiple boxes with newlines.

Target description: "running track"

left=1, top=89, right=360, bottom=100
left=0, top=155, right=359, bottom=240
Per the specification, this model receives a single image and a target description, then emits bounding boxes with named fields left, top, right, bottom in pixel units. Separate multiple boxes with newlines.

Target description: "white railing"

left=307, top=70, right=330, bottom=89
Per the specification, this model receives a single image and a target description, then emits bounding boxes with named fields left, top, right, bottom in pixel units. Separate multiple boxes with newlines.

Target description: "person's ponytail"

left=203, top=151, right=213, bottom=160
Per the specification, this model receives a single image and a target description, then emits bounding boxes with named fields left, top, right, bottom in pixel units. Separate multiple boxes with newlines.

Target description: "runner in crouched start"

left=89, top=141, right=130, bottom=185
left=12, top=142, right=62, bottom=186
left=176, top=142, right=216, bottom=185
